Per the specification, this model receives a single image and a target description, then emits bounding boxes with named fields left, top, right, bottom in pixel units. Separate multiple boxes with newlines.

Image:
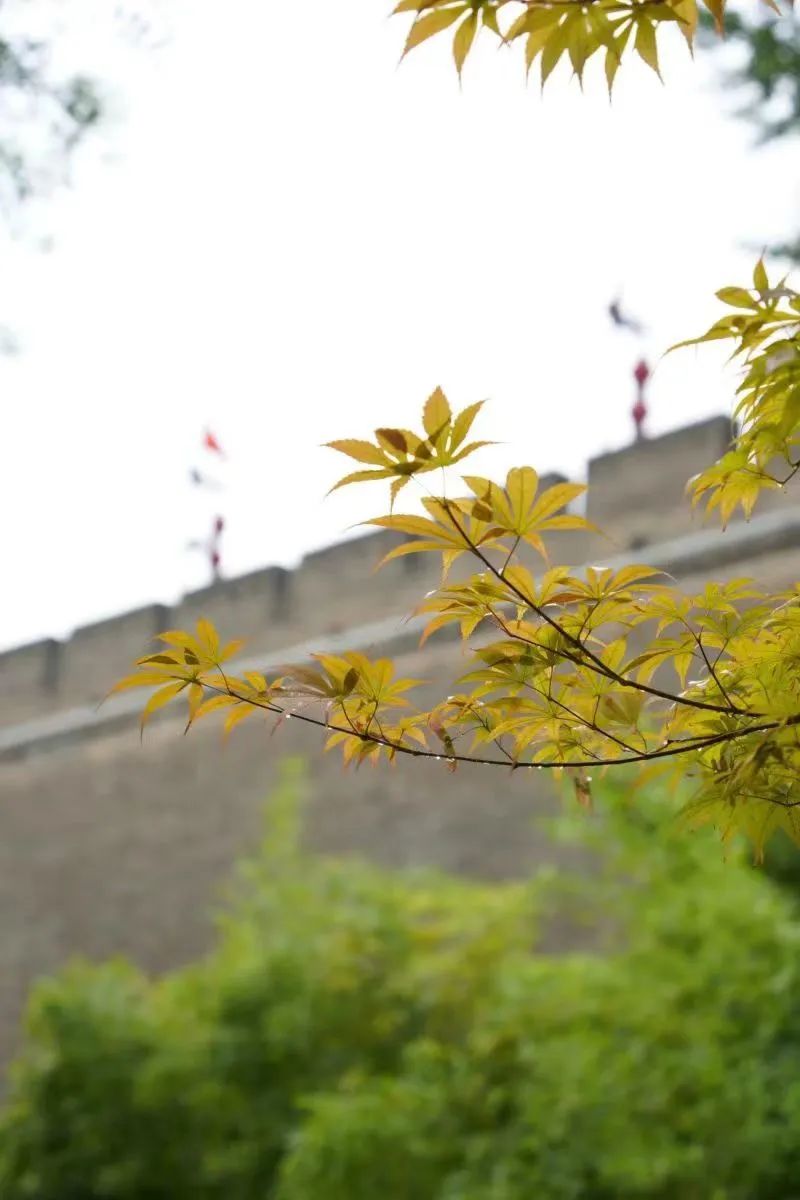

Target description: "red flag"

left=203, top=429, right=224, bottom=457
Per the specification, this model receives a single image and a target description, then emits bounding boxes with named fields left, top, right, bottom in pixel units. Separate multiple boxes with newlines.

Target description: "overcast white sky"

left=2, top=0, right=797, bottom=652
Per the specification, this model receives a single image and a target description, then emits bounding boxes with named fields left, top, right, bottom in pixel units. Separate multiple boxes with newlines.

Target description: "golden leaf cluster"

left=394, top=1, right=789, bottom=89
left=115, top=302, right=800, bottom=862
left=672, top=260, right=800, bottom=525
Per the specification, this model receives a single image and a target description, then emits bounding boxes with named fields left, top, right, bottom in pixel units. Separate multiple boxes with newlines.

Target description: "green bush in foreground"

left=2, top=761, right=800, bottom=1199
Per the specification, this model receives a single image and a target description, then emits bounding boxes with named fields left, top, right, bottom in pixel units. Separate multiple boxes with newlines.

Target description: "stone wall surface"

left=0, top=639, right=568, bottom=1071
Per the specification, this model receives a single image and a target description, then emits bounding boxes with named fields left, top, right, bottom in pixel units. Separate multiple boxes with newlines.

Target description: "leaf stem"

left=199, top=679, right=787, bottom=776
left=439, top=498, right=754, bottom=719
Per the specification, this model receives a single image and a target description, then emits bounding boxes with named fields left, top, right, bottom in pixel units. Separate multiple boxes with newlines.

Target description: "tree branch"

left=201, top=679, right=788, bottom=776
left=691, top=628, right=738, bottom=712
left=439, top=498, right=754, bottom=719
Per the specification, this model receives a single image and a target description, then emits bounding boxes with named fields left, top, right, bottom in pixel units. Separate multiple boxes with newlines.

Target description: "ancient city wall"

left=0, top=415, right=747, bottom=730
left=3, top=415, right=800, bottom=1071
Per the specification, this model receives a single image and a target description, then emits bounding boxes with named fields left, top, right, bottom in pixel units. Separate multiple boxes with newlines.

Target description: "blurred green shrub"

left=2, top=759, right=800, bottom=1200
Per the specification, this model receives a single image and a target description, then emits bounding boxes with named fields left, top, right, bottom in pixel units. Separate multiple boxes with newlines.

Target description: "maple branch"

left=501, top=534, right=521, bottom=573
left=469, top=706, right=517, bottom=763
left=691, top=629, right=738, bottom=712
left=439, top=499, right=753, bottom=719
left=487, top=607, right=643, bottom=756
left=534, top=685, right=642, bottom=757
left=515, top=0, right=672, bottom=8
left=200, top=679, right=790, bottom=777
left=533, top=689, right=640, bottom=758
left=742, top=459, right=800, bottom=488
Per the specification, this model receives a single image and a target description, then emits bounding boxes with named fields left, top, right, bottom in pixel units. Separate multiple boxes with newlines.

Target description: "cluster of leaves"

left=676, top=258, right=800, bottom=521
left=3, top=766, right=800, bottom=1199
left=116, top=310, right=800, bottom=860
left=327, top=388, right=491, bottom=506
left=394, top=0, right=785, bottom=88
left=105, top=0, right=800, bottom=860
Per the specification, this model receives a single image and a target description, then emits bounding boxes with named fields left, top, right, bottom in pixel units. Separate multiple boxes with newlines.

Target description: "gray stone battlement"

left=5, top=504, right=800, bottom=765
left=0, top=414, right=788, bottom=732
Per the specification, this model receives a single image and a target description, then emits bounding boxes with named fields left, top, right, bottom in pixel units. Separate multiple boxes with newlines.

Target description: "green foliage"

left=4, top=762, right=800, bottom=1198
left=700, top=2, right=800, bottom=144
left=701, top=1, right=800, bottom=267
left=0, top=15, right=102, bottom=214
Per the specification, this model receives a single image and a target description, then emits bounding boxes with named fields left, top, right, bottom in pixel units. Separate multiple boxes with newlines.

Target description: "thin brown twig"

left=200, top=678, right=788, bottom=774
left=692, top=629, right=737, bottom=712
left=439, top=498, right=754, bottom=718
left=486, top=606, right=641, bottom=755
